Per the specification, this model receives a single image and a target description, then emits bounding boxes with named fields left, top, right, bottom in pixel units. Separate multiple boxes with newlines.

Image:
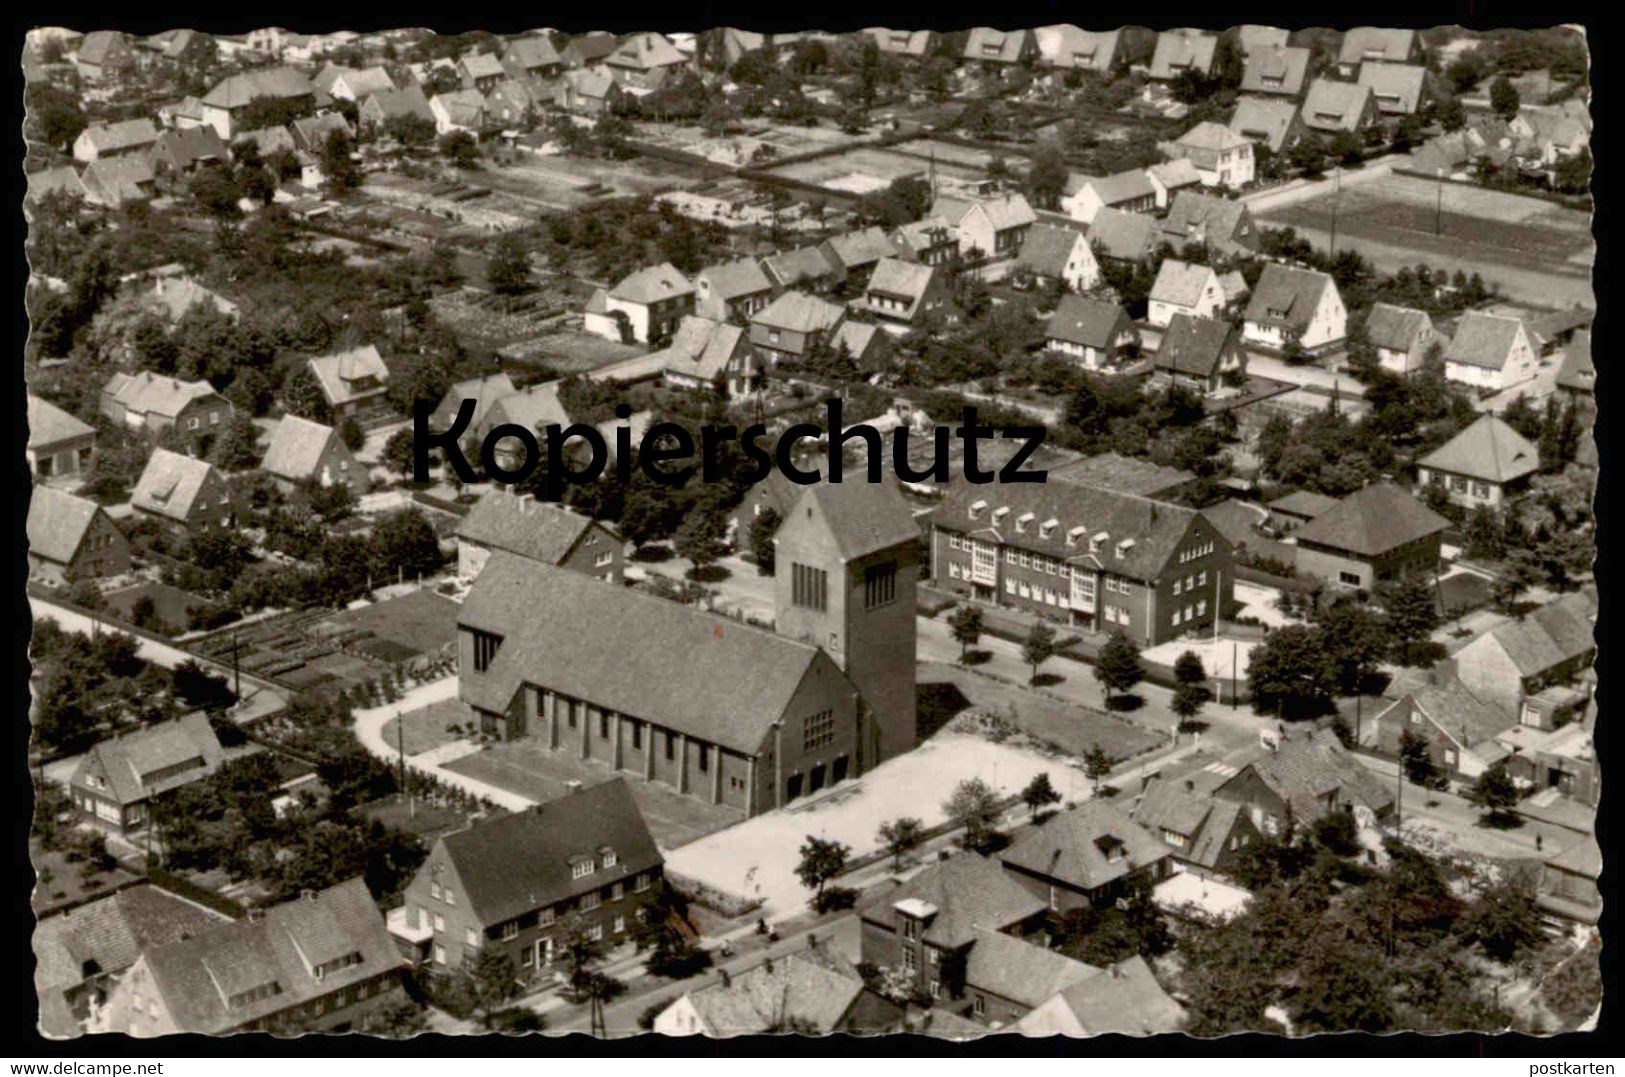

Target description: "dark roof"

left=35, top=885, right=228, bottom=1000
left=1155, top=313, right=1236, bottom=377
left=1267, top=490, right=1340, bottom=520
left=1025, top=955, right=1187, bottom=1036
left=1222, top=727, right=1395, bottom=819
left=859, top=852, right=1044, bottom=950
left=1363, top=303, right=1433, bottom=352
left=965, top=929, right=1098, bottom=1008
left=71, top=714, right=224, bottom=806
left=1293, top=481, right=1449, bottom=557
left=139, top=878, right=403, bottom=1034
left=1000, top=800, right=1169, bottom=892
left=458, top=554, right=840, bottom=753
left=1085, top=207, right=1159, bottom=262
left=1244, top=264, right=1335, bottom=333
left=1557, top=331, right=1593, bottom=393
left=456, top=488, right=599, bottom=565
left=1045, top=294, right=1130, bottom=349
left=928, top=476, right=1209, bottom=583
left=28, top=395, right=95, bottom=450
left=1383, top=678, right=1515, bottom=750
left=1160, top=191, right=1251, bottom=249
left=797, top=477, right=920, bottom=562
left=439, top=779, right=662, bottom=927
left=1019, top=223, right=1088, bottom=279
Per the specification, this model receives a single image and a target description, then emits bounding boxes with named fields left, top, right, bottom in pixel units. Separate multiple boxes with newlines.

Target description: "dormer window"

left=1040, top=518, right=1059, bottom=539
left=968, top=499, right=988, bottom=521
left=1015, top=512, right=1035, bottom=533
left=1090, top=531, right=1109, bottom=554
left=600, top=847, right=617, bottom=868
left=1094, top=834, right=1127, bottom=862
left=1067, top=526, right=1086, bottom=546
left=991, top=506, right=1010, bottom=527
left=571, top=858, right=595, bottom=880
left=1116, top=538, right=1135, bottom=559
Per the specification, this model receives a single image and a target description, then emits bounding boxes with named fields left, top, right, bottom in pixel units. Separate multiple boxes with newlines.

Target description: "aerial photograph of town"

left=22, top=19, right=1597, bottom=1046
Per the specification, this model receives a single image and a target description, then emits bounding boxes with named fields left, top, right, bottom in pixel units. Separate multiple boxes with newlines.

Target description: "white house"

left=583, top=263, right=696, bottom=344
left=1441, top=312, right=1540, bottom=393
left=1242, top=264, right=1346, bottom=351
left=1166, top=122, right=1256, bottom=189
left=1148, top=260, right=1226, bottom=328
left=929, top=192, right=1036, bottom=261
left=1363, top=303, right=1438, bottom=377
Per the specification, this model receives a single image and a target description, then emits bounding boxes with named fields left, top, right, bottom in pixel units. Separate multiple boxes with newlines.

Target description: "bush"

left=637, top=1000, right=669, bottom=1031
left=812, top=886, right=859, bottom=913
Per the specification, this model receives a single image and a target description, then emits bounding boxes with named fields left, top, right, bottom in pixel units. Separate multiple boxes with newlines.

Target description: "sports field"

left=1257, top=173, right=1594, bottom=308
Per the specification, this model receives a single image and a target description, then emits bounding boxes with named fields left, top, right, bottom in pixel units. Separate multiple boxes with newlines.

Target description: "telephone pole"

left=1435, top=168, right=1444, bottom=236
left=1328, top=165, right=1340, bottom=256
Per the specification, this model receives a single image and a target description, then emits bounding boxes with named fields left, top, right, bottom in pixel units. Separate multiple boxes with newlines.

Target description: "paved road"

left=1241, top=156, right=1404, bottom=213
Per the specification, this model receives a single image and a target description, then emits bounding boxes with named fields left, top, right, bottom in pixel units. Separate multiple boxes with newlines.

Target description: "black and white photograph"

left=20, top=17, right=1599, bottom=1048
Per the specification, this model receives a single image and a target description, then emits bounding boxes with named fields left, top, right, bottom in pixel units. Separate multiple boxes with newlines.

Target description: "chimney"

left=720, top=969, right=732, bottom=988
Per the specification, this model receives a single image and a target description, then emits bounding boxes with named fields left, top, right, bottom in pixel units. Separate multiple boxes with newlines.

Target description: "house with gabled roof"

left=1149, top=259, right=1226, bottom=328
left=863, top=28, right=938, bottom=59
left=818, top=226, right=898, bottom=293
left=1359, top=63, right=1433, bottom=116
left=1000, top=799, right=1172, bottom=915
left=146, top=128, right=228, bottom=180
left=962, top=27, right=1036, bottom=69
left=653, top=315, right=754, bottom=396
left=1167, top=122, right=1256, bottom=189
left=1149, top=29, right=1217, bottom=81
left=73, top=119, right=160, bottom=163
left=132, top=449, right=232, bottom=531
left=79, top=156, right=156, bottom=209
left=1033, top=25, right=1122, bottom=75
left=1266, top=489, right=1340, bottom=530
left=931, top=192, right=1036, bottom=261
left=1363, top=302, right=1438, bottom=376
left=760, top=245, right=843, bottom=294
left=358, top=84, right=436, bottom=133
left=694, top=258, right=775, bottom=324
left=855, top=257, right=953, bottom=328
left=429, top=89, right=490, bottom=135
left=456, top=486, right=622, bottom=585
left=457, top=52, right=506, bottom=93
left=391, top=779, right=662, bottom=977
left=1016, top=223, right=1101, bottom=293
left=1240, top=45, right=1311, bottom=97
left=1060, top=170, right=1157, bottom=224
left=889, top=217, right=959, bottom=268
left=1044, top=296, right=1138, bottom=371
left=1145, top=159, right=1202, bottom=210
left=750, top=290, right=848, bottom=368
left=1374, top=666, right=1516, bottom=782
left=199, top=66, right=316, bottom=139
left=1441, top=311, right=1539, bottom=393
left=1336, top=27, right=1422, bottom=78
left=1014, top=955, right=1187, bottom=1037
left=656, top=942, right=902, bottom=1035
left=1417, top=415, right=1539, bottom=508
left=261, top=415, right=368, bottom=495
left=1242, top=263, right=1346, bottom=351
left=104, top=878, right=407, bottom=1035
left=25, top=165, right=86, bottom=208
left=1153, top=313, right=1247, bottom=395
left=1235, top=25, right=1290, bottom=57
left=1292, top=480, right=1448, bottom=589
left=1452, top=590, right=1596, bottom=714
left=959, top=929, right=1101, bottom=1027
left=1214, top=727, right=1396, bottom=838
left=428, top=372, right=518, bottom=439
left=555, top=66, right=617, bottom=116
left=328, top=65, right=395, bottom=102
left=585, top=263, right=696, bottom=344
left=1300, top=78, right=1379, bottom=134
left=74, top=30, right=136, bottom=82
left=1131, top=778, right=1262, bottom=878
left=1159, top=191, right=1258, bottom=255
left=28, top=395, right=96, bottom=483
left=70, top=714, right=225, bottom=832
left=859, top=851, right=1048, bottom=1002
left=1556, top=330, right=1594, bottom=402
left=560, top=31, right=618, bottom=69
left=1230, top=96, right=1310, bottom=155
left=290, top=112, right=351, bottom=155
left=307, top=344, right=390, bottom=419
left=927, top=475, right=1233, bottom=644
left=1085, top=207, right=1160, bottom=263
left=100, top=372, right=233, bottom=455
left=604, top=32, right=690, bottom=91
left=27, top=486, right=130, bottom=585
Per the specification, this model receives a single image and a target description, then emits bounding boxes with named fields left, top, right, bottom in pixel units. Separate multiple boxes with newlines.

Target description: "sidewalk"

left=352, top=676, right=535, bottom=812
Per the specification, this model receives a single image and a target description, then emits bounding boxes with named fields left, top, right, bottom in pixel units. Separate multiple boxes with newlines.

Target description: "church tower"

left=774, top=479, right=919, bottom=769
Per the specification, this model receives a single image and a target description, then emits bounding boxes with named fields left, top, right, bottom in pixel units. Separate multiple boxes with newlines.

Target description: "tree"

left=673, top=504, right=728, bottom=577
left=370, top=508, right=443, bottom=582
left=1083, top=745, right=1112, bottom=794
left=1489, top=75, right=1521, bottom=121
left=210, top=415, right=262, bottom=471
left=321, top=129, right=361, bottom=193
left=876, top=817, right=924, bottom=870
left=282, top=363, right=332, bottom=422
left=1385, top=576, right=1442, bottom=666
left=943, top=777, right=1002, bottom=853
left=468, top=948, right=522, bottom=1028
left=1021, top=772, right=1061, bottom=820
left=189, top=165, right=243, bottom=218
left=1490, top=549, right=1541, bottom=619
left=1022, top=621, right=1058, bottom=683
left=1315, top=600, right=1390, bottom=695
left=1248, top=624, right=1338, bottom=719
left=1467, top=763, right=1520, bottom=827
left=1172, top=680, right=1208, bottom=730
left=1093, top=631, right=1144, bottom=701
left=1398, top=729, right=1442, bottom=789
left=439, top=129, right=478, bottom=168
left=384, top=113, right=437, bottom=147
left=1462, top=868, right=1544, bottom=963
left=339, top=417, right=365, bottom=452
left=1024, top=149, right=1069, bottom=211
left=487, top=233, right=531, bottom=297
left=795, top=835, right=850, bottom=911
left=948, top=605, right=984, bottom=663
left=747, top=507, right=780, bottom=575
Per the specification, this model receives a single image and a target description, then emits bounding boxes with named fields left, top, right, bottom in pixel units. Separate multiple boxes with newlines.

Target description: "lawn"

left=326, top=588, right=461, bottom=657
left=356, top=793, right=487, bottom=846
left=102, top=581, right=215, bottom=634
left=381, top=697, right=477, bottom=757
left=31, top=844, right=142, bottom=918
